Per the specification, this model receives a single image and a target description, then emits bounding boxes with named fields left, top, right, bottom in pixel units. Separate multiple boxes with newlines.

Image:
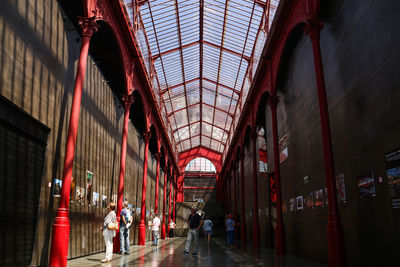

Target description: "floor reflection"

left=67, top=237, right=327, bottom=267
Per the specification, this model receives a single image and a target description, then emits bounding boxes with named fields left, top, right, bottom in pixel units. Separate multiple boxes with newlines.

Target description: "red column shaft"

left=227, top=173, right=231, bottom=213
left=114, top=94, right=133, bottom=253
left=161, top=166, right=168, bottom=239
left=49, top=17, right=97, bottom=267
left=233, top=164, right=238, bottom=241
left=306, top=20, right=345, bottom=267
left=269, top=96, right=285, bottom=255
left=155, top=154, right=161, bottom=214
left=168, top=167, right=172, bottom=233
left=252, top=133, right=259, bottom=247
left=240, top=152, right=246, bottom=244
left=173, top=178, right=176, bottom=222
left=138, top=132, right=151, bottom=245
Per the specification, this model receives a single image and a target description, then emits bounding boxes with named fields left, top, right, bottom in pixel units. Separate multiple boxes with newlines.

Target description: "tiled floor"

left=67, top=237, right=327, bottom=267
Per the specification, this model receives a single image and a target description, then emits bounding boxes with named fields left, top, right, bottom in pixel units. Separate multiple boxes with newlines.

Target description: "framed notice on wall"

left=385, top=149, right=400, bottom=208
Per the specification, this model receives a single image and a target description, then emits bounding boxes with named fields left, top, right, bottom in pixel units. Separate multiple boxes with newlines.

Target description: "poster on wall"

left=306, top=192, right=314, bottom=208
left=86, top=171, right=93, bottom=205
left=76, top=186, right=85, bottom=203
left=336, top=174, right=347, bottom=203
left=296, top=196, right=304, bottom=210
left=279, top=135, right=288, bottom=163
left=92, top=192, right=99, bottom=207
left=53, top=179, right=62, bottom=197
left=314, top=189, right=324, bottom=207
left=289, top=198, right=296, bottom=212
left=102, top=195, right=107, bottom=208
left=324, top=187, right=328, bottom=206
left=358, top=173, right=376, bottom=198
left=384, top=149, right=400, bottom=208
left=70, top=177, right=75, bottom=202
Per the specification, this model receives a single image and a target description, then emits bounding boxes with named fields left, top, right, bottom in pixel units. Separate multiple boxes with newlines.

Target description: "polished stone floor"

left=67, top=237, right=327, bottom=267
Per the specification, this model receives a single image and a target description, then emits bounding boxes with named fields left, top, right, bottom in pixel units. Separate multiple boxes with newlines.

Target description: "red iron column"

left=268, top=95, right=285, bottom=255
left=251, top=131, right=260, bottom=247
left=138, top=131, right=151, bottom=245
left=154, top=152, right=161, bottom=214
left=233, top=162, right=238, bottom=240
left=161, top=165, right=168, bottom=239
left=113, top=93, right=134, bottom=252
left=240, top=150, right=246, bottom=244
left=49, top=17, right=97, bottom=267
left=168, top=166, right=173, bottom=233
left=305, top=20, right=345, bottom=267
left=173, top=174, right=177, bottom=222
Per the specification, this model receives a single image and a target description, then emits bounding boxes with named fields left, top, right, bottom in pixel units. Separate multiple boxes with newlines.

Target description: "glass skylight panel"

left=130, top=0, right=282, bottom=156
left=202, top=105, right=214, bottom=124
left=181, top=139, right=191, bottom=151
left=188, top=105, right=200, bottom=124
left=190, top=122, right=201, bottom=135
left=213, top=110, right=227, bottom=125
left=174, top=109, right=189, bottom=129
left=202, top=123, right=212, bottom=137
left=191, top=136, right=200, bottom=147
left=187, top=89, right=200, bottom=106
left=202, top=136, right=211, bottom=148
left=175, top=126, right=190, bottom=140
left=215, top=93, right=231, bottom=111
left=182, top=45, right=200, bottom=81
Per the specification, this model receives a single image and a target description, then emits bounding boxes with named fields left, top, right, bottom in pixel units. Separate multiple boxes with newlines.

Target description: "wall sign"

left=385, top=149, right=400, bottom=208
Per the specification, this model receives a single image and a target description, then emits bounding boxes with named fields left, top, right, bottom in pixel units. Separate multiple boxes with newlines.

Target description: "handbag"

left=107, top=221, right=119, bottom=231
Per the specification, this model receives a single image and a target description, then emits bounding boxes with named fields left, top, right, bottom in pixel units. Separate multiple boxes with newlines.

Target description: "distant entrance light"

left=185, top=157, right=216, bottom=173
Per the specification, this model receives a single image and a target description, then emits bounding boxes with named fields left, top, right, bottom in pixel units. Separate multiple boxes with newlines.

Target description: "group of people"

left=101, top=203, right=235, bottom=262
left=181, top=208, right=236, bottom=257
left=100, top=202, right=176, bottom=263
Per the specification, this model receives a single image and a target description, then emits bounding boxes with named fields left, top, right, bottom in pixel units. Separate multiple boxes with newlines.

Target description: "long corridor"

left=67, top=238, right=327, bottom=267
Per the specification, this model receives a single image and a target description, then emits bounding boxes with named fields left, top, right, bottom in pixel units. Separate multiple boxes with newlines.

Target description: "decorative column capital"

left=304, top=19, right=323, bottom=41
left=78, top=16, right=98, bottom=38
left=268, top=95, right=280, bottom=109
left=121, top=93, right=134, bottom=110
left=251, top=131, right=258, bottom=143
left=163, top=166, right=168, bottom=173
left=143, top=131, right=152, bottom=143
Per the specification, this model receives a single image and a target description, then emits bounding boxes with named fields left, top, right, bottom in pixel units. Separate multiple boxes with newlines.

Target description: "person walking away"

left=182, top=208, right=203, bottom=257
left=168, top=219, right=176, bottom=239
left=225, top=214, right=235, bottom=250
left=203, top=216, right=213, bottom=245
left=151, top=213, right=161, bottom=246
left=119, top=201, right=130, bottom=255
left=100, top=203, right=117, bottom=263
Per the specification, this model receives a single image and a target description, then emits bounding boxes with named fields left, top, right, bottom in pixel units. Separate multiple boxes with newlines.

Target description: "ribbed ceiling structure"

left=124, top=0, right=280, bottom=158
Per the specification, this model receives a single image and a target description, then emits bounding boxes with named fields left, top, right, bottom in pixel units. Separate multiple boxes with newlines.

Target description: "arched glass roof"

left=185, top=157, right=216, bottom=173
left=123, top=0, right=280, bottom=156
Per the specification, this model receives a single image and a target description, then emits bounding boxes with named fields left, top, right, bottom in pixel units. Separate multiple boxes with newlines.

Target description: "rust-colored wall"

left=0, top=1, right=163, bottom=265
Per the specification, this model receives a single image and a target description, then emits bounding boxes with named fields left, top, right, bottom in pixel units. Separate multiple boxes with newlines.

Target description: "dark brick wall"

left=262, top=0, right=400, bottom=265
left=0, top=0, right=164, bottom=265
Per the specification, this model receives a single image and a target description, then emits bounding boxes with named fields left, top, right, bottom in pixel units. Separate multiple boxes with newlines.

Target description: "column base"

left=161, top=223, right=166, bottom=239
left=49, top=208, right=70, bottom=267
left=327, top=212, right=345, bottom=267
left=138, top=220, right=146, bottom=245
left=275, top=221, right=285, bottom=255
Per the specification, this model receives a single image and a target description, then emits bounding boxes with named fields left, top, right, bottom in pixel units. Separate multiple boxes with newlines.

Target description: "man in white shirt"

left=151, top=213, right=161, bottom=246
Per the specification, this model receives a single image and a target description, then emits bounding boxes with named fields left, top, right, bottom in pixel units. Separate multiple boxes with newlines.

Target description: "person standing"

left=151, top=213, right=161, bottom=246
left=168, top=219, right=176, bottom=239
left=203, top=216, right=213, bottom=245
left=100, top=203, right=117, bottom=263
left=225, top=214, right=235, bottom=250
left=182, top=208, right=203, bottom=257
left=119, top=201, right=130, bottom=255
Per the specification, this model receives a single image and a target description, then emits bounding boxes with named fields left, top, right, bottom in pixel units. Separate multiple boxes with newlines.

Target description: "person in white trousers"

left=101, top=202, right=117, bottom=263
